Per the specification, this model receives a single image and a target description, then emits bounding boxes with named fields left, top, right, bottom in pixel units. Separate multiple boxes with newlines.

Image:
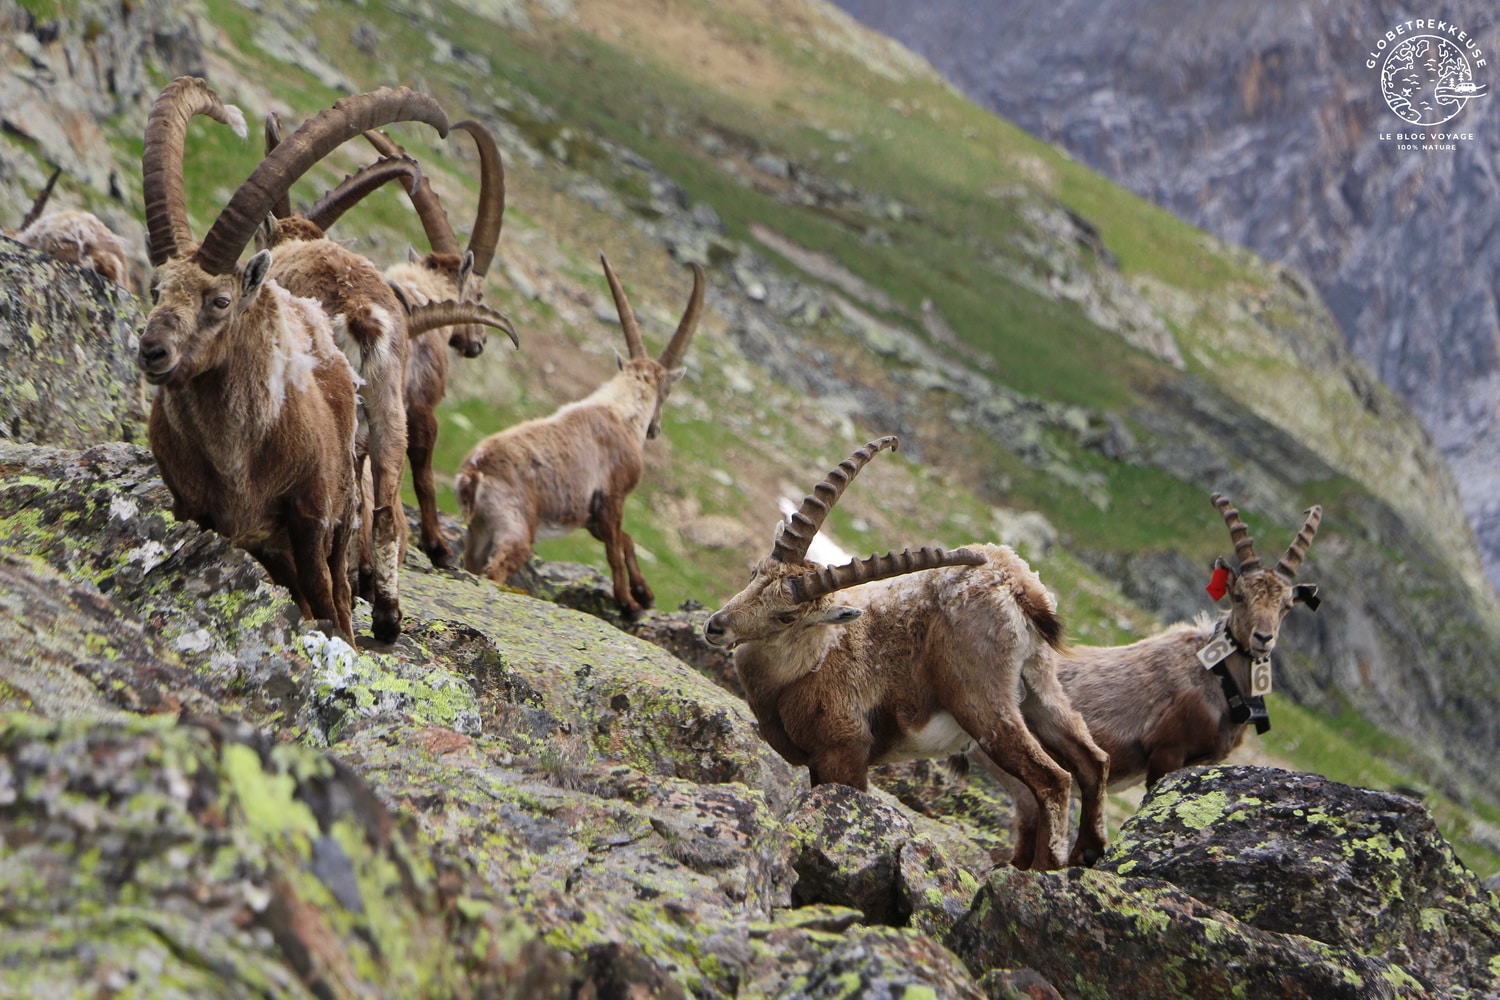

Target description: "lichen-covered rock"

left=0, top=551, right=218, bottom=720
left=732, top=906, right=986, bottom=999
left=0, top=713, right=549, bottom=998
left=784, top=783, right=980, bottom=938
left=0, top=242, right=146, bottom=448
left=1096, top=765, right=1500, bottom=996
left=948, top=866, right=1445, bottom=1000
left=340, top=718, right=793, bottom=997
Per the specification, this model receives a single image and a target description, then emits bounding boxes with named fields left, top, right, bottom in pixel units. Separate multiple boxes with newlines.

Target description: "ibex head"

left=599, top=254, right=705, bottom=440
left=139, top=251, right=276, bottom=386
left=363, top=119, right=505, bottom=358
left=139, top=78, right=449, bottom=377
left=704, top=436, right=984, bottom=650
left=1208, top=492, right=1322, bottom=658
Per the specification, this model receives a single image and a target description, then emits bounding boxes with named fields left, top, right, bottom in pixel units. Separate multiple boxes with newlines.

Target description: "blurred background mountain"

left=834, top=0, right=1500, bottom=589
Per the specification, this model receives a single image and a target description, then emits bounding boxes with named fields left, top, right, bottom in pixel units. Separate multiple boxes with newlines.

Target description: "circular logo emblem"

left=1381, top=34, right=1483, bottom=125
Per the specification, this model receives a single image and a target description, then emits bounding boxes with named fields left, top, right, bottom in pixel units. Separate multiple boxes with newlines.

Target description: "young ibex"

left=990, top=493, right=1321, bottom=867
left=142, top=76, right=452, bottom=642
left=456, top=255, right=702, bottom=617
left=703, top=437, right=1110, bottom=870
left=6, top=167, right=132, bottom=291
left=138, top=84, right=357, bottom=640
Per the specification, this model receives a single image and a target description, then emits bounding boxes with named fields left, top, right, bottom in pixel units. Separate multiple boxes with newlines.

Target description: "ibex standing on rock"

left=456, top=255, right=702, bottom=617
left=989, top=492, right=1322, bottom=868
left=141, top=76, right=452, bottom=642
left=703, top=437, right=1109, bottom=870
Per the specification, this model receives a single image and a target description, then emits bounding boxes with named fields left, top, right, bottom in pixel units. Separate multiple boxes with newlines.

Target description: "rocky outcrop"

left=0, top=241, right=145, bottom=448
left=950, top=766, right=1500, bottom=999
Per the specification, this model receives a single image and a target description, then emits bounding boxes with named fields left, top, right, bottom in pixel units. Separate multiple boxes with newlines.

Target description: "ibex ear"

left=1293, top=583, right=1321, bottom=611
left=408, top=245, right=422, bottom=265
left=242, top=250, right=273, bottom=299
left=666, top=367, right=687, bottom=385
left=458, top=250, right=475, bottom=291
left=813, top=605, right=862, bottom=626
left=614, top=347, right=627, bottom=370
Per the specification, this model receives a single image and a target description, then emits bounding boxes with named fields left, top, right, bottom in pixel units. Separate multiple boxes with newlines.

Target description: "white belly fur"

left=877, top=710, right=972, bottom=763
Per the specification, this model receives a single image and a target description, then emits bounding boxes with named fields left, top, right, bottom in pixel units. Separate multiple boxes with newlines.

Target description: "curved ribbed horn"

left=773, top=436, right=899, bottom=564
left=303, top=155, right=424, bottom=233
left=363, top=128, right=461, bottom=256
left=142, top=76, right=248, bottom=267
left=452, top=119, right=506, bottom=279
left=195, top=87, right=450, bottom=275
left=789, top=545, right=986, bottom=604
left=263, top=113, right=292, bottom=219
left=1274, top=505, right=1322, bottom=580
left=1211, top=492, right=1262, bottom=576
left=19, top=167, right=61, bottom=230
left=402, top=299, right=519, bottom=347
left=600, top=253, right=647, bottom=359
left=658, top=263, right=705, bottom=371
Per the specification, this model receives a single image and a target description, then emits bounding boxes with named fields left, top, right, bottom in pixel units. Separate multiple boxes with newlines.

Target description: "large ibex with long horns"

left=983, top=491, right=1322, bottom=868
left=703, top=437, right=1110, bottom=870
left=456, top=254, right=702, bottom=617
left=264, top=114, right=517, bottom=570
left=139, top=76, right=459, bottom=642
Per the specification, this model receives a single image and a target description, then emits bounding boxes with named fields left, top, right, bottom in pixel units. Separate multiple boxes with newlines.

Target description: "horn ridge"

left=599, top=253, right=647, bottom=359
left=303, top=155, right=424, bottom=233
left=19, top=167, right=61, bottom=231
left=143, top=77, right=248, bottom=267
left=1274, top=504, right=1323, bottom=579
left=452, top=119, right=505, bottom=278
left=1211, top=492, right=1262, bottom=576
left=401, top=298, right=519, bottom=346
left=788, top=545, right=986, bottom=603
left=196, top=87, right=449, bottom=275
left=658, top=262, right=705, bottom=370
left=771, top=436, right=899, bottom=564
left=363, top=128, right=463, bottom=256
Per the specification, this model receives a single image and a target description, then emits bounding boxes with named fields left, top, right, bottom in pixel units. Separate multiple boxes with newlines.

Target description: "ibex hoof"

left=424, top=540, right=455, bottom=570
left=371, top=605, right=402, bottom=643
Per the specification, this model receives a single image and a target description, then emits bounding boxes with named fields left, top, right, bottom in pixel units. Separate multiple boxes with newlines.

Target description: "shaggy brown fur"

left=989, top=495, right=1321, bottom=867
left=456, top=257, right=702, bottom=616
left=140, top=250, right=357, bottom=639
left=704, top=439, right=1108, bottom=870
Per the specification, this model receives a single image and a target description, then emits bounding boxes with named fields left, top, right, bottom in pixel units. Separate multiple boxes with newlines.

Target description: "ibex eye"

left=211, top=295, right=231, bottom=310
left=776, top=612, right=799, bottom=626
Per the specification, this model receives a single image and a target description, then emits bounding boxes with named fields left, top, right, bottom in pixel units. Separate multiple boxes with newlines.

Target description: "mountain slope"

left=833, top=0, right=1500, bottom=594
left=4, top=0, right=1500, bottom=857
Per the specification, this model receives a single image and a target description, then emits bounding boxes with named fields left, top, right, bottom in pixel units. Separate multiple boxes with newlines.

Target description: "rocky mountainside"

left=3, top=245, right=1499, bottom=998
left=4, top=0, right=1500, bottom=993
left=832, top=0, right=1500, bottom=591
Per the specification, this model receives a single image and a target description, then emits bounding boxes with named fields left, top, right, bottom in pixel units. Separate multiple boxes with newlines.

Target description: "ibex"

left=262, top=119, right=519, bottom=570
left=138, top=82, right=357, bottom=639
left=141, top=76, right=451, bottom=641
left=6, top=167, right=132, bottom=290
left=988, top=492, right=1321, bottom=867
left=456, top=255, right=702, bottom=617
left=703, top=437, right=1110, bottom=870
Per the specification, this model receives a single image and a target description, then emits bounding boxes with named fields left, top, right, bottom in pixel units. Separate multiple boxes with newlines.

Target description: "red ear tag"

left=1206, top=566, right=1230, bottom=601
